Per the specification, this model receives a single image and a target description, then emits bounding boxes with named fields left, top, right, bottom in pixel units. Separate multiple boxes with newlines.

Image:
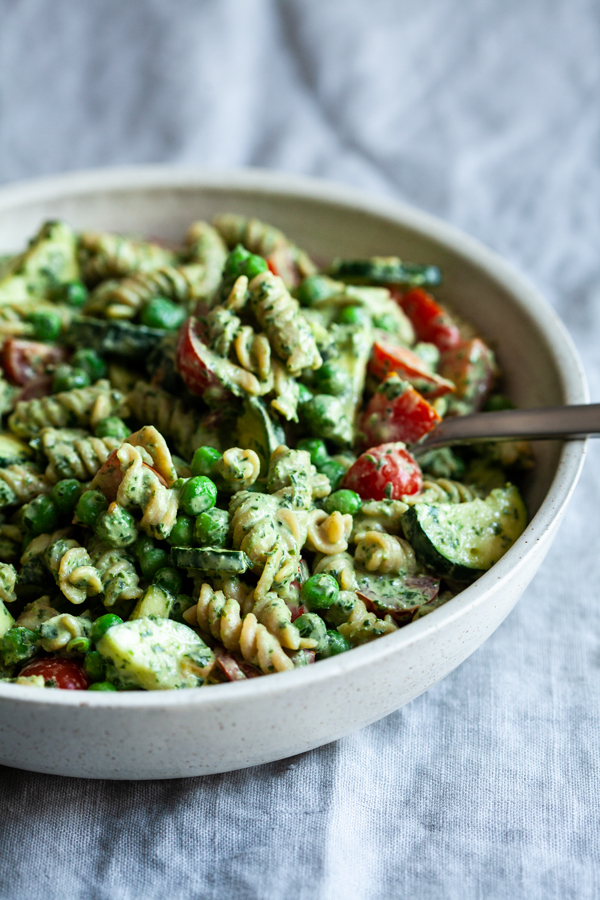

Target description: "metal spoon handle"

left=417, top=403, right=600, bottom=451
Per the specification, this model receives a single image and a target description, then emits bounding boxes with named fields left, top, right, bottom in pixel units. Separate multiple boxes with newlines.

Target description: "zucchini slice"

left=401, top=484, right=527, bottom=582
left=129, top=584, right=174, bottom=620
left=170, top=547, right=252, bottom=575
left=68, top=316, right=167, bottom=358
left=328, top=257, right=441, bottom=288
left=0, top=433, right=34, bottom=467
left=236, top=396, right=285, bottom=475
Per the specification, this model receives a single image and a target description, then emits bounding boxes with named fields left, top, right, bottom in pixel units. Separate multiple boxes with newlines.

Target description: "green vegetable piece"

left=224, top=244, right=267, bottom=282
left=51, top=478, right=83, bottom=514
left=323, top=591, right=358, bottom=627
left=323, top=489, right=361, bottom=516
left=94, top=416, right=130, bottom=441
left=294, top=613, right=328, bottom=654
left=337, top=305, right=370, bottom=327
left=153, top=566, right=183, bottom=595
left=53, top=280, right=88, bottom=307
left=318, top=460, right=347, bottom=492
left=132, top=535, right=154, bottom=557
left=139, top=546, right=169, bottom=580
left=194, top=508, right=229, bottom=548
left=297, top=274, right=340, bottom=307
left=297, top=438, right=329, bottom=469
left=483, top=394, right=515, bottom=412
left=191, top=446, right=222, bottom=478
left=179, top=476, right=218, bottom=516
left=166, top=515, right=195, bottom=547
left=141, top=297, right=187, bottom=331
left=76, top=490, right=108, bottom=528
left=22, top=495, right=60, bottom=537
left=313, top=361, right=347, bottom=396
left=83, top=650, right=106, bottom=683
left=88, top=681, right=117, bottom=691
left=169, top=593, right=196, bottom=624
left=95, top=506, right=139, bottom=548
left=71, top=348, right=107, bottom=381
left=317, top=630, right=351, bottom=659
left=170, top=547, right=251, bottom=575
left=130, top=584, right=175, bottom=620
left=68, top=316, right=167, bottom=359
left=301, top=573, right=340, bottom=611
left=67, top=636, right=91, bottom=655
left=328, top=257, right=441, bottom=287
left=302, top=394, right=352, bottom=446
left=52, top=365, right=91, bottom=394
left=27, top=310, right=62, bottom=342
left=90, top=614, right=123, bottom=646
left=0, top=626, right=37, bottom=667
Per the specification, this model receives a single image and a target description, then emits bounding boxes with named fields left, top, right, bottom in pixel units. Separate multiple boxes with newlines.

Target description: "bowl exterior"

left=0, top=167, right=588, bottom=779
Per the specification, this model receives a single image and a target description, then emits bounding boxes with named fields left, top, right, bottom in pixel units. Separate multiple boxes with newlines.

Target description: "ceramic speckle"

left=0, top=166, right=588, bottom=779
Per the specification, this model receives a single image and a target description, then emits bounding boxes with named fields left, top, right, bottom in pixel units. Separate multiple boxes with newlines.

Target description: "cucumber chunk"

left=236, top=396, right=285, bottom=475
left=68, top=316, right=167, bottom=358
left=129, top=585, right=175, bottom=620
left=401, top=484, right=526, bottom=582
left=328, top=257, right=441, bottom=287
left=170, top=547, right=252, bottom=575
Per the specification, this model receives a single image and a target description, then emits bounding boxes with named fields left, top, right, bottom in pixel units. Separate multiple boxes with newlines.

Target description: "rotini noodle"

left=0, top=562, right=16, bottom=603
left=314, top=552, right=359, bottom=592
left=85, top=264, right=207, bottom=320
left=217, top=447, right=261, bottom=491
left=337, top=598, right=398, bottom=646
left=78, top=231, right=175, bottom=283
left=306, top=509, right=352, bottom=555
left=9, top=380, right=128, bottom=439
left=41, top=428, right=121, bottom=482
left=39, top=613, right=90, bottom=651
left=44, top=537, right=103, bottom=605
left=403, top=477, right=478, bottom=505
left=353, top=531, right=417, bottom=576
left=0, top=464, right=50, bottom=508
left=89, top=540, right=143, bottom=610
left=184, top=220, right=228, bottom=304
left=126, top=381, right=206, bottom=460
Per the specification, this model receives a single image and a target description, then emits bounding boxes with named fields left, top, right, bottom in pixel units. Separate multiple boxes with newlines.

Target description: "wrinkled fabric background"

left=1, top=1, right=600, bottom=898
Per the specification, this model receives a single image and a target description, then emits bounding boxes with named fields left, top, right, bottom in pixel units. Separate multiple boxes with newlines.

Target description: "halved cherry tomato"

left=15, top=374, right=53, bottom=401
left=395, top=288, right=461, bottom=352
left=90, top=449, right=168, bottom=503
left=342, top=442, right=422, bottom=500
left=439, top=338, right=496, bottom=413
left=2, top=339, right=67, bottom=386
left=18, top=658, right=89, bottom=690
left=368, top=339, right=455, bottom=398
left=176, top=318, right=235, bottom=403
left=361, top=376, right=441, bottom=446
left=266, top=258, right=279, bottom=277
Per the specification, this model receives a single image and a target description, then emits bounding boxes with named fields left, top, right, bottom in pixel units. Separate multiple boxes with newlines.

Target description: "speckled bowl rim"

left=0, top=165, right=588, bottom=710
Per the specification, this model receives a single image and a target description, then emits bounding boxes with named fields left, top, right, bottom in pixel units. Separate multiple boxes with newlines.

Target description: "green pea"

left=166, top=514, right=195, bottom=547
left=27, top=310, right=62, bottom=342
left=318, top=460, right=347, bottom=492
left=313, top=362, right=347, bottom=396
left=323, top=489, right=361, bottom=516
left=372, top=312, right=398, bottom=333
left=94, top=417, right=130, bottom=441
left=71, top=348, right=107, bottom=382
left=22, top=495, right=60, bottom=537
left=169, top=594, right=196, bottom=624
left=297, top=383, right=314, bottom=406
left=322, top=591, right=357, bottom=628
left=90, top=614, right=123, bottom=645
left=296, top=274, right=338, bottom=308
left=194, top=508, right=229, bottom=547
left=67, top=636, right=91, bottom=655
left=317, top=630, right=351, bottom=659
left=52, top=365, right=91, bottom=394
left=337, top=305, right=370, bottom=327
left=300, top=573, right=340, bottom=611
left=294, top=613, right=328, bottom=654
left=83, top=650, right=106, bottom=682
left=303, top=394, right=347, bottom=440
left=243, top=253, right=268, bottom=280
left=132, top=535, right=154, bottom=558
left=179, top=476, right=217, bottom=516
left=297, top=438, right=329, bottom=469
left=153, top=567, right=183, bottom=595
left=224, top=245, right=251, bottom=277
left=95, top=507, right=138, bottom=548
left=0, top=627, right=38, bottom=667
left=141, top=297, right=187, bottom=331
left=139, top=546, right=169, bottom=580
left=87, top=681, right=117, bottom=691
left=53, top=281, right=88, bottom=307
left=483, top=394, right=514, bottom=412
left=191, top=446, right=222, bottom=478
left=51, top=479, right=83, bottom=514
left=76, top=490, right=108, bottom=528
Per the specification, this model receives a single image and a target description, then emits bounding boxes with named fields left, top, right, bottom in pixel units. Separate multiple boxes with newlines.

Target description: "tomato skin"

left=362, top=378, right=441, bottom=446
left=175, top=318, right=234, bottom=403
left=2, top=339, right=67, bottom=386
left=439, top=338, right=495, bottom=413
left=342, top=442, right=422, bottom=500
left=368, top=339, right=455, bottom=398
left=395, top=288, right=461, bottom=352
left=19, top=658, right=90, bottom=690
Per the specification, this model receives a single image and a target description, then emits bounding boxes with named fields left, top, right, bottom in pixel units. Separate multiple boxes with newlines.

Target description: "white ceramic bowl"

left=0, top=167, right=588, bottom=779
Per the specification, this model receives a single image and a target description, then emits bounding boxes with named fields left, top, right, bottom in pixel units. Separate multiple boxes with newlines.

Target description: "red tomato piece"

left=368, top=339, right=455, bottom=398
left=15, top=374, right=53, bottom=402
left=19, top=658, right=89, bottom=690
left=362, top=375, right=441, bottom=446
left=2, top=339, right=67, bottom=386
left=342, top=442, right=422, bottom=500
left=439, top=338, right=496, bottom=413
left=395, top=288, right=461, bottom=352
left=175, top=317, right=235, bottom=403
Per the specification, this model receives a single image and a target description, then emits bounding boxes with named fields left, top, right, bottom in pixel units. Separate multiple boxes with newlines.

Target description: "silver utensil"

left=415, top=403, right=600, bottom=453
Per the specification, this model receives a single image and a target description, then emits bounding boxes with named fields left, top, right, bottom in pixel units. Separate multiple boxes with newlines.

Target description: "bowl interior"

left=0, top=169, right=586, bottom=520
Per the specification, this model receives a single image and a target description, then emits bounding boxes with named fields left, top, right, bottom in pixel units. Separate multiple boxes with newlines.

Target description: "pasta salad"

left=0, top=216, right=529, bottom=690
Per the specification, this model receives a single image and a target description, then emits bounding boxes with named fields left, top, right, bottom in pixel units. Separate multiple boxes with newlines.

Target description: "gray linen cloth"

left=1, top=1, right=599, bottom=897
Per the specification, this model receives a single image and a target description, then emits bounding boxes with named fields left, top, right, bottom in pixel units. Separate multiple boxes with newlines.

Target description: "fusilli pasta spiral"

left=9, top=380, right=128, bottom=439
left=337, top=598, right=398, bottom=646
left=403, top=477, right=478, bottom=505
left=78, top=231, right=175, bottom=283
left=112, top=443, right=179, bottom=540
left=41, top=428, right=121, bottom=482
left=0, top=464, right=50, bottom=508
left=217, top=447, right=261, bottom=492
left=85, top=265, right=207, bottom=320
left=44, top=537, right=103, bottom=605
left=306, top=509, right=352, bottom=555
left=353, top=531, right=417, bottom=576
left=89, top=540, right=143, bottom=610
